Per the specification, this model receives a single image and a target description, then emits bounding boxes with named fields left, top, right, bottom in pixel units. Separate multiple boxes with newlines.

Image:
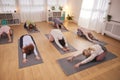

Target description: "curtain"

left=78, top=0, right=110, bottom=33
left=0, top=0, right=16, bottom=13
left=19, top=0, right=46, bottom=22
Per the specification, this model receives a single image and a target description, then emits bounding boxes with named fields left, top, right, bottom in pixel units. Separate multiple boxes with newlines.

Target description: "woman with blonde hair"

left=67, top=44, right=107, bottom=68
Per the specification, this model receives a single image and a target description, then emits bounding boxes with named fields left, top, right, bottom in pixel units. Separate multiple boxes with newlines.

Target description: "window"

left=0, top=0, right=16, bottom=13
left=19, top=0, right=45, bottom=12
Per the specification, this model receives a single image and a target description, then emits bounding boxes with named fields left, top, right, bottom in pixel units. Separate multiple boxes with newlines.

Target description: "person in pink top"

left=0, top=25, right=12, bottom=42
left=77, top=27, right=99, bottom=43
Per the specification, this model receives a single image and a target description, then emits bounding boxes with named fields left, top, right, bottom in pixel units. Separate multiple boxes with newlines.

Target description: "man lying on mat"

left=20, top=34, right=40, bottom=63
left=24, top=20, right=36, bottom=31
left=53, top=18, right=65, bottom=29
left=0, top=25, right=12, bottom=42
left=49, top=29, right=69, bottom=52
left=67, top=44, right=107, bottom=68
left=77, top=27, right=99, bottom=43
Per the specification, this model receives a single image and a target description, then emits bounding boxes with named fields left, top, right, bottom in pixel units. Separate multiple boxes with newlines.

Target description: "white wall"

left=67, top=0, right=82, bottom=24
left=109, top=0, right=120, bottom=22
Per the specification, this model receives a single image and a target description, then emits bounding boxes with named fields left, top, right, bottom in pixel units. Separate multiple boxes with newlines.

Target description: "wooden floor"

left=0, top=21, right=120, bottom=80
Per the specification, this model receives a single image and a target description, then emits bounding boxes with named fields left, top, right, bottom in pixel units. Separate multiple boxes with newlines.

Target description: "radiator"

left=104, top=21, right=120, bottom=40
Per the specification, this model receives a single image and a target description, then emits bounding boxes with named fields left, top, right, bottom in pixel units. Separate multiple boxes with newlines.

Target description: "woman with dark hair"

left=20, top=34, right=40, bottom=63
left=49, top=29, right=69, bottom=52
left=0, top=25, right=12, bottom=42
left=77, top=27, right=99, bottom=43
left=24, top=21, right=36, bottom=31
left=67, top=44, right=107, bottom=68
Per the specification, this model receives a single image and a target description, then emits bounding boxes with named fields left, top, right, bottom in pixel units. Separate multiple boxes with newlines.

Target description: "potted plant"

left=51, top=6, right=55, bottom=10
left=59, top=6, right=63, bottom=11
left=66, top=14, right=73, bottom=22
left=107, top=15, right=112, bottom=21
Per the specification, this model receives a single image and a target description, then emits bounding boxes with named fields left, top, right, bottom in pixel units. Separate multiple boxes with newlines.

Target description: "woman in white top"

left=0, top=25, right=12, bottom=42
left=67, top=44, right=107, bottom=68
left=49, top=29, right=69, bottom=52
left=20, top=34, right=40, bottom=63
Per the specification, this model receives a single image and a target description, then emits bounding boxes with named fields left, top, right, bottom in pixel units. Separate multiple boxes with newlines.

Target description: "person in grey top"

left=53, top=18, right=65, bottom=29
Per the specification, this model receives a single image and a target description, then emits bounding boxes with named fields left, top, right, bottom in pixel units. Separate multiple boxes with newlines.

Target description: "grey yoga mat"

left=26, top=27, right=40, bottom=33
left=57, top=52, right=117, bottom=76
left=0, top=29, right=13, bottom=44
left=60, top=27, right=69, bottom=32
left=52, top=24, right=69, bottom=32
left=45, top=34, right=77, bottom=54
left=18, top=40, right=43, bottom=68
left=93, top=40, right=107, bottom=46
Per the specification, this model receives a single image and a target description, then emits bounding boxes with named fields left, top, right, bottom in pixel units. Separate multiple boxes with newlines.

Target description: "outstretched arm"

left=67, top=52, right=83, bottom=61
left=74, top=53, right=97, bottom=68
left=84, top=33, right=94, bottom=42
left=33, top=45, right=40, bottom=60
left=22, top=53, right=27, bottom=63
left=63, top=36, right=68, bottom=47
left=54, top=38, right=63, bottom=49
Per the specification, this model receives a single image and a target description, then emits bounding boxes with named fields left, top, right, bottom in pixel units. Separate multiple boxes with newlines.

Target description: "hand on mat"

left=67, top=56, right=74, bottom=62
left=66, top=47, right=70, bottom=51
left=74, top=63, right=82, bottom=68
left=62, top=48, right=68, bottom=52
left=36, top=56, right=40, bottom=60
left=23, top=59, right=27, bottom=63
left=92, top=40, right=97, bottom=44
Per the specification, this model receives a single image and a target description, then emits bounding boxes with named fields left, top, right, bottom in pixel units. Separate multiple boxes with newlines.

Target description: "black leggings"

left=59, top=38, right=66, bottom=47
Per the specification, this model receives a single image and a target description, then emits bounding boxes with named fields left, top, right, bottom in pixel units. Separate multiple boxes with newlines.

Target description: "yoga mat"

left=57, top=52, right=117, bottom=76
left=93, top=40, right=107, bottom=46
left=60, top=27, right=69, bottom=32
left=45, top=34, right=77, bottom=54
left=52, top=24, right=69, bottom=32
left=26, top=27, right=40, bottom=33
left=18, top=40, right=43, bottom=68
left=0, top=29, right=13, bottom=44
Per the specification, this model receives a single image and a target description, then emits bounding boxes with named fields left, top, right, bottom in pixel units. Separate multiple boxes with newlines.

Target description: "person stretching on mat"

left=49, top=29, right=69, bottom=52
left=24, top=20, right=36, bottom=31
left=67, top=44, right=107, bottom=68
left=53, top=18, right=65, bottom=29
left=77, top=27, right=99, bottom=43
left=20, top=34, right=40, bottom=63
left=0, top=25, right=12, bottom=42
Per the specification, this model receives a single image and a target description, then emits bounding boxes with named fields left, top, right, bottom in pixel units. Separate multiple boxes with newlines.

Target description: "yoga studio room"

left=0, top=0, right=120, bottom=80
